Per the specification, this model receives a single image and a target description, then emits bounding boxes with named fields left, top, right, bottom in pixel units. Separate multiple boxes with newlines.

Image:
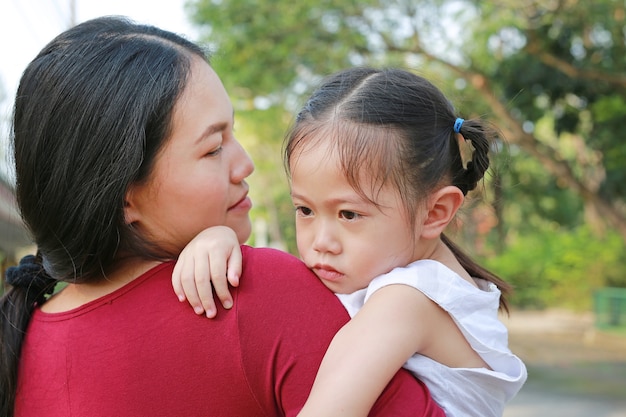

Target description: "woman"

left=0, top=16, right=444, bottom=417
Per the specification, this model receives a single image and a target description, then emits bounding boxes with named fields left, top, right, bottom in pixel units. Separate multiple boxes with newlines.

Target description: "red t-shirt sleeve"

left=236, top=246, right=444, bottom=417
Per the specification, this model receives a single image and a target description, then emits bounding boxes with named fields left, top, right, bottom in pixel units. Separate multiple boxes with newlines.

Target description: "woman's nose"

left=231, top=137, right=254, bottom=182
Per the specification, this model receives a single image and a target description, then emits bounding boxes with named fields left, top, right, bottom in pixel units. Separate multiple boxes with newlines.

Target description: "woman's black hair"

left=285, top=67, right=511, bottom=308
left=0, top=16, right=208, bottom=415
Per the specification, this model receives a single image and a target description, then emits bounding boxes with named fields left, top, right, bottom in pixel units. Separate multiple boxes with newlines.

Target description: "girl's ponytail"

left=453, top=118, right=491, bottom=196
left=448, top=117, right=510, bottom=311
left=441, top=233, right=511, bottom=312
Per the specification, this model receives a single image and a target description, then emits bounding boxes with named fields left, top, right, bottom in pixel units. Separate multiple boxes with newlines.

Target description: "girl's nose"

left=312, top=223, right=341, bottom=255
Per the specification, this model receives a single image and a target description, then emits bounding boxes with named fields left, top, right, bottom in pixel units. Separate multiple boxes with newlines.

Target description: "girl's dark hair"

left=285, top=66, right=511, bottom=307
left=1, top=16, right=207, bottom=415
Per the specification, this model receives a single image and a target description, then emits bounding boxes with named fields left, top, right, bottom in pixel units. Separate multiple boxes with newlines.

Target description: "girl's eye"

left=295, top=206, right=313, bottom=216
left=339, top=210, right=360, bottom=220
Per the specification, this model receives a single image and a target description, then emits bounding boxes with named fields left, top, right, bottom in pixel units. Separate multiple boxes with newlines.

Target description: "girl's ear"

left=420, top=186, right=465, bottom=240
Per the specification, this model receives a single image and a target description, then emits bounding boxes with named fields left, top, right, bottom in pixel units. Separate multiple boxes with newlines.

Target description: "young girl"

left=172, top=67, right=527, bottom=416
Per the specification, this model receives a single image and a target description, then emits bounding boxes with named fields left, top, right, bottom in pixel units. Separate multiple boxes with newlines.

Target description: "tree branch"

left=525, top=39, right=626, bottom=88
left=382, top=36, right=626, bottom=240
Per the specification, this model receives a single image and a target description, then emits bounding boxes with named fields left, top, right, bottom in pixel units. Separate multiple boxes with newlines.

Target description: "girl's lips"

left=312, top=265, right=344, bottom=282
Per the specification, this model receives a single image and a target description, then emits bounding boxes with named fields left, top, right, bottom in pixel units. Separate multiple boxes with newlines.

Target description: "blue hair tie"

left=453, top=118, right=464, bottom=133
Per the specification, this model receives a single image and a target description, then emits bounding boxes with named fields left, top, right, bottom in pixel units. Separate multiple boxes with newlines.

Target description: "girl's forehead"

left=289, top=138, right=339, bottom=176
left=291, top=138, right=398, bottom=201
left=289, top=119, right=403, bottom=183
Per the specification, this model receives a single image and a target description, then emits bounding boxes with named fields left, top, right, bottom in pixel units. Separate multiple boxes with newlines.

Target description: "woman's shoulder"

left=241, top=245, right=300, bottom=264
left=237, top=245, right=349, bottom=329
left=240, top=245, right=317, bottom=283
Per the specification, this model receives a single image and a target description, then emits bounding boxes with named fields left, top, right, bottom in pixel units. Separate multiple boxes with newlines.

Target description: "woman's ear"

left=420, top=186, right=465, bottom=240
left=123, top=186, right=140, bottom=225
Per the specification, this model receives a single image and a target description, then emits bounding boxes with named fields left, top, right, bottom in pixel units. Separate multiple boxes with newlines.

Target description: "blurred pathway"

left=502, top=310, right=626, bottom=417
left=505, top=386, right=626, bottom=417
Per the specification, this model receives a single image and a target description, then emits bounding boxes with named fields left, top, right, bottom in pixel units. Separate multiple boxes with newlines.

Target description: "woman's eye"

left=205, top=146, right=223, bottom=157
left=295, top=206, right=313, bottom=216
left=340, top=210, right=360, bottom=220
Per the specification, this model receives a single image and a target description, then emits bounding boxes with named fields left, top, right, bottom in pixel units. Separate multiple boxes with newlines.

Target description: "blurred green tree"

left=187, top=0, right=626, bottom=248
left=186, top=1, right=626, bottom=310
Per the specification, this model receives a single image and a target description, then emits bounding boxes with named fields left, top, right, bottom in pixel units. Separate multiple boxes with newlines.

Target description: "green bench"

left=594, top=287, right=626, bottom=329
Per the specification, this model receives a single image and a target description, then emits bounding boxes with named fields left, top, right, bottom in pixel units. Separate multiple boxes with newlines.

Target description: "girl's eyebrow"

left=291, top=191, right=367, bottom=206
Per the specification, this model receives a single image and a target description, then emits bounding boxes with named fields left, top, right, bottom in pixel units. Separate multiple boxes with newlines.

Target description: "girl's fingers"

left=192, top=255, right=217, bottom=318
left=171, top=258, right=186, bottom=302
left=227, top=247, right=242, bottom=288
left=180, top=258, right=214, bottom=317
left=209, top=254, right=233, bottom=310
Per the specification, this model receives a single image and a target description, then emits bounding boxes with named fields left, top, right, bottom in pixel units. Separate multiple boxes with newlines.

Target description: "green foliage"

left=188, top=0, right=377, bottom=98
left=231, top=105, right=295, bottom=250
left=479, top=0, right=626, bottom=203
left=484, top=226, right=626, bottom=311
left=184, top=0, right=626, bottom=312
left=589, top=95, right=626, bottom=199
left=499, top=143, right=584, bottom=231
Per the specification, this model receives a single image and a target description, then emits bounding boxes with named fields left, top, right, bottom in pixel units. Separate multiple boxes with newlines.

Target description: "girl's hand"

left=172, top=226, right=242, bottom=318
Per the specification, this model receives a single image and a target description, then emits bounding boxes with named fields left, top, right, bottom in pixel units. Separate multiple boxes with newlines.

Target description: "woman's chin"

left=234, top=219, right=252, bottom=245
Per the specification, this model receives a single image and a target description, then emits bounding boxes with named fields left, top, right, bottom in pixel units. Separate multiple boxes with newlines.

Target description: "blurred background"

left=1, top=0, right=625, bottom=415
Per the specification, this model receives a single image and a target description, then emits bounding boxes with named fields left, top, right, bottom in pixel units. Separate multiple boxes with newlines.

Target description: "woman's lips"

left=312, top=265, right=344, bottom=282
left=229, top=195, right=252, bottom=211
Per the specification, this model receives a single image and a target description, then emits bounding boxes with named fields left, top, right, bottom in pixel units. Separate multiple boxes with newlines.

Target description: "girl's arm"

left=172, top=226, right=242, bottom=318
left=237, top=246, right=445, bottom=417
left=297, top=284, right=453, bottom=417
